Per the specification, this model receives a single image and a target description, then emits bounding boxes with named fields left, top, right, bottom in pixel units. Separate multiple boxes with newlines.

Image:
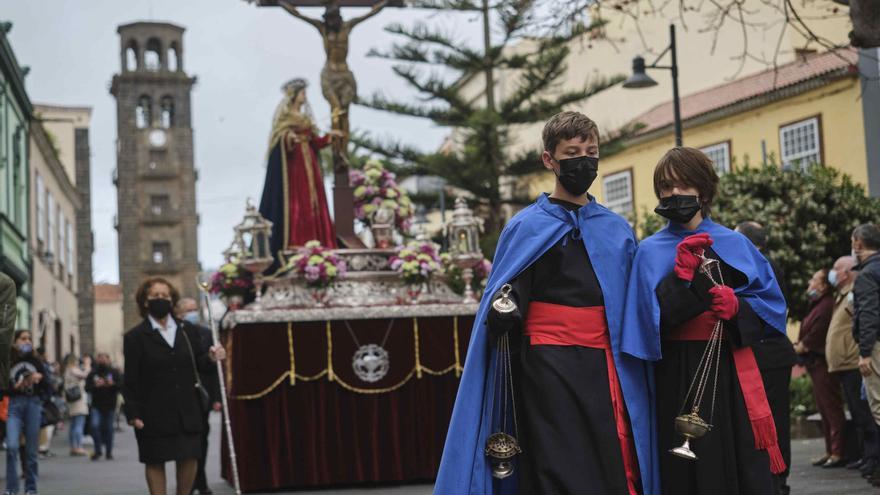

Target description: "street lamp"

left=623, top=24, right=682, bottom=147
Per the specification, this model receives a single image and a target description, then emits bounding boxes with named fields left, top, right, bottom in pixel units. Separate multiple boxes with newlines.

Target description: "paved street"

left=5, top=414, right=874, bottom=494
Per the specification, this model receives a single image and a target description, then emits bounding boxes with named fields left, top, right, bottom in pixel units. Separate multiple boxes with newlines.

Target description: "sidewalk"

left=9, top=414, right=876, bottom=494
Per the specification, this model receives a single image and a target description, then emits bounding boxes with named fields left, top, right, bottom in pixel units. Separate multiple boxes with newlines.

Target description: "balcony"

left=139, top=160, right=179, bottom=179
left=142, top=205, right=182, bottom=225
left=143, top=258, right=181, bottom=275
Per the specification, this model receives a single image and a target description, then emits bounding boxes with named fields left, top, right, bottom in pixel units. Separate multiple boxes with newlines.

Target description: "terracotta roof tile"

left=631, top=48, right=859, bottom=136
left=94, top=283, right=123, bottom=303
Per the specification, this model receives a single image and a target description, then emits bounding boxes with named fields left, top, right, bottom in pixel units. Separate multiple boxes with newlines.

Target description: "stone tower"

left=111, top=22, right=199, bottom=330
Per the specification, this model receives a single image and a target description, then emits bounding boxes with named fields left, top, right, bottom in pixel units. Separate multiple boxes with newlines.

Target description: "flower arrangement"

left=349, top=160, right=414, bottom=234
left=209, top=263, right=254, bottom=298
left=285, top=240, right=347, bottom=288
left=390, top=240, right=444, bottom=285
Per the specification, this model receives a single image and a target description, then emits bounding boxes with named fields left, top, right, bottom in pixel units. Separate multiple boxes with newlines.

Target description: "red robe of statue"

left=280, top=128, right=337, bottom=248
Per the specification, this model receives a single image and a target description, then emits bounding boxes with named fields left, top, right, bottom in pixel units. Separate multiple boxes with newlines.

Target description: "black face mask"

left=655, top=195, right=702, bottom=224
left=553, top=155, right=599, bottom=196
left=146, top=298, right=173, bottom=319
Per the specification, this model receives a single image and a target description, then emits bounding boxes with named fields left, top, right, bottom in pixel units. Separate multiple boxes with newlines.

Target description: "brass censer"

left=485, top=284, right=522, bottom=479
left=671, top=256, right=725, bottom=461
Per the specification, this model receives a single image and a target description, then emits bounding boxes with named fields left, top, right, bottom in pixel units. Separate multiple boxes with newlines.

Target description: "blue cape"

left=434, top=194, right=660, bottom=495
left=620, top=218, right=788, bottom=363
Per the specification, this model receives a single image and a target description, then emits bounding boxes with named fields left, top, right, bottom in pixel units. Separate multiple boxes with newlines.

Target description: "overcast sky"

left=3, top=0, right=480, bottom=283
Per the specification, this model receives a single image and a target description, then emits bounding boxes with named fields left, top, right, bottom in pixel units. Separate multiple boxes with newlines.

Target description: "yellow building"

left=528, top=48, right=868, bottom=226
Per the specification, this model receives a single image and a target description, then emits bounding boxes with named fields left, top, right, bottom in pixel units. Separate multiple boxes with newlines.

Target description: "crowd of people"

left=792, top=223, right=880, bottom=491
left=436, top=110, right=880, bottom=495
left=0, top=274, right=225, bottom=495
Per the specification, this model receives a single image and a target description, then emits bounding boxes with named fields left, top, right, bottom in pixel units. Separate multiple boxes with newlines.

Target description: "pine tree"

left=355, top=0, right=623, bottom=239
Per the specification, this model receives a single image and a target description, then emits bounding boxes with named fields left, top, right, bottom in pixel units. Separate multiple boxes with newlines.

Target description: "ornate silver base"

left=670, top=439, right=698, bottom=460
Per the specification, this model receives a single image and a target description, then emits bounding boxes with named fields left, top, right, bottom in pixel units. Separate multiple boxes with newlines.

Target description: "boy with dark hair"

left=622, top=147, right=787, bottom=495
left=435, top=111, right=657, bottom=495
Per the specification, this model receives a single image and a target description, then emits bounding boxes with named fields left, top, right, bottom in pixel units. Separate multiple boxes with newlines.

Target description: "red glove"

left=709, top=285, right=739, bottom=321
left=674, top=233, right=714, bottom=282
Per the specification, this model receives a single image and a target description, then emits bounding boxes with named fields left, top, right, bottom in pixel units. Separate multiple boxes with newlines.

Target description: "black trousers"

left=194, top=411, right=210, bottom=490
left=839, top=369, right=880, bottom=461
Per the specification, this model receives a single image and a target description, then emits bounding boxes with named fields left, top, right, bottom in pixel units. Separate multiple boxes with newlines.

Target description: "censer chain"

left=679, top=255, right=727, bottom=421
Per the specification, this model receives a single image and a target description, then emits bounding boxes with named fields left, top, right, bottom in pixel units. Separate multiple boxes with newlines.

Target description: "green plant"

left=789, top=374, right=816, bottom=419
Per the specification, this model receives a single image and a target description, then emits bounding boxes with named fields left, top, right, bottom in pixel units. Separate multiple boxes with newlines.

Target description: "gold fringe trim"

left=326, top=321, right=335, bottom=382
left=288, top=322, right=296, bottom=386
left=413, top=318, right=423, bottom=379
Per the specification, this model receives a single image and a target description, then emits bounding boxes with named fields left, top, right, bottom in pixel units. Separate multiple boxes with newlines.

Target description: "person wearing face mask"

left=174, top=298, right=221, bottom=495
left=123, top=278, right=227, bottom=495
left=825, top=256, right=880, bottom=479
left=795, top=269, right=846, bottom=468
left=851, top=225, right=880, bottom=452
left=85, top=352, right=121, bottom=461
left=435, top=111, right=654, bottom=495
left=5, top=329, right=50, bottom=495
left=621, top=147, right=788, bottom=495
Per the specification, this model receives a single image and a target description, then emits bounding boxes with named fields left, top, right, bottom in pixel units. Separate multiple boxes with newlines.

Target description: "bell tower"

left=111, top=22, right=200, bottom=329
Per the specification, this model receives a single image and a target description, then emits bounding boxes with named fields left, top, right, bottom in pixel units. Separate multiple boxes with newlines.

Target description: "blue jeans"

left=68, top=414, right=86, bottom=450
left=5, top=395, right=41, bottom=493
left=90, top=409, right=115, bottom=457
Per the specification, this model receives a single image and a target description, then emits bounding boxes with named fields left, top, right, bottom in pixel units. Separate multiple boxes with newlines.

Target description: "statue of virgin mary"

left=258, top=78, right=339, bottom=270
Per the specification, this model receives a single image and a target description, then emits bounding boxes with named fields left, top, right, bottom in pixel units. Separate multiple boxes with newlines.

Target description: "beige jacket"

left=826, top=282, right=859, bottom=372
left=64, top=366, right=89, bottom=417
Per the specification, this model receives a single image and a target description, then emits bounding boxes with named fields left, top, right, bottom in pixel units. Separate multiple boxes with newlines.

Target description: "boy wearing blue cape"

left=621, top=147, right=788, bottom=495
left=435, top=112, right=658, bottom=495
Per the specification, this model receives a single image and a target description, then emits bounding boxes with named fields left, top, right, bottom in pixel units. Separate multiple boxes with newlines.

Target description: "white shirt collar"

left=147, top=315, right=178, bottom=347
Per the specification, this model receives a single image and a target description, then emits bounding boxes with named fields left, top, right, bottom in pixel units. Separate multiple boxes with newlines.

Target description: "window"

left=602, top=170, right=634, bottom=216
left=125, top=39, right=138, bottom=71
left=152, top=242, right=171, bottom=264
left=136, top=96, right=152, bottom=129
left=66, top=220, right=74, bottom=281
left=167, top=43, right=179, bottom=71
left=145, top=38, right=162, bottom=71
left=35, top=174, right=45, bottom=243
left=700, top=142, right=731, bottom=175
left=58, top=211, right=66, bottom=274
left=150, top=194, right=170, bottom=215
left=160, top=96, right=174, bottom=128
left=780, top=117, right=821, bottom=171
left=46, top=193, right=56, bottom=261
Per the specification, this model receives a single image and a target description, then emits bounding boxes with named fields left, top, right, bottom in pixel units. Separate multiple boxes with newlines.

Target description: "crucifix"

left=251, top=0, right=400, bottom=248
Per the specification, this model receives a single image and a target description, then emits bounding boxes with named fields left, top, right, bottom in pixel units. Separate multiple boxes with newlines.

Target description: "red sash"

left=525, top=301, right=641, bottom=495
left=668, top=311, right=786, bottom=474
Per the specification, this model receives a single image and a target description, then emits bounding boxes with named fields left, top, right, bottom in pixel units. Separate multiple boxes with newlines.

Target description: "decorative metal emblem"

left=352, top=344, right=390, bottom=383
left=492, top=284, right=517, bottom=314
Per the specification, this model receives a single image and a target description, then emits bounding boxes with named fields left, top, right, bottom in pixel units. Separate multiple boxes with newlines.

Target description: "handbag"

left=64, top=383, right=82, bottom=403
left=182, top=326, right=212, bottom=413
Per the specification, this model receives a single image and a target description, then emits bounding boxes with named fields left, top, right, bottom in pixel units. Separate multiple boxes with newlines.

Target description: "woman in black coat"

left=123, top=277, right=226, bottom=495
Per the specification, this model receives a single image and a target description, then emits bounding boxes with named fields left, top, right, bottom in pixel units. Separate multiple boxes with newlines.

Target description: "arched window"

left=167, top=43, right=179, bottom=72
left=136, top=95, right=152, bottom=129
left=160, top=96, right=174, bottom=128
left=145, top=38, right=162, bottom=71
left=125, top=39, right=138, bottom=71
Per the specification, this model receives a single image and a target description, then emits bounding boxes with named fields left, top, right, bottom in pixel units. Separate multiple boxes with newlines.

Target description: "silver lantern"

left=234, top=199, right=274, bottom=306
left=444, top=196, right=484, bottom=303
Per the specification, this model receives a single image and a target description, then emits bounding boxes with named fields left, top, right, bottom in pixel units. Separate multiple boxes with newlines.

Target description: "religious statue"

left=278, top=0, right=390, bottom=163
left=258, top=78, right=342, bottom=272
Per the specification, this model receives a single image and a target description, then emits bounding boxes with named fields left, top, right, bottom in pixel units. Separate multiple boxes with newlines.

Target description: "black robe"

left=655, top=248, right=776, bottom=495
left=489, top=198, right=632, bottom=495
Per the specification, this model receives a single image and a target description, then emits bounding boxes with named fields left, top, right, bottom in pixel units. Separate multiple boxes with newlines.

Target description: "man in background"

left=176, top=297, right=221, bottom=495
left=826, top=255, right=879, bottom=478
left=736, top=221, right=798, bottom=495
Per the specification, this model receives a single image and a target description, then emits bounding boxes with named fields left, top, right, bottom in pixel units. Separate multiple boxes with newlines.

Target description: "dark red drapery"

left=220, top=315, right=474, bottom=492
